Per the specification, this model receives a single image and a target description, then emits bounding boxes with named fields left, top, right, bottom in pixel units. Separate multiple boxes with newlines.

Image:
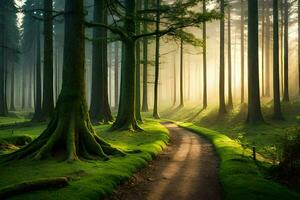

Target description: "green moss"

left=0, top=119, right=169, bottom=199
left=178, top=122, right=300, bottom=200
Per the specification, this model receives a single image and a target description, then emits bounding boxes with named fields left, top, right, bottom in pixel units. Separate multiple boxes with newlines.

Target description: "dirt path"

left=106, top=122, right=221, bottom=200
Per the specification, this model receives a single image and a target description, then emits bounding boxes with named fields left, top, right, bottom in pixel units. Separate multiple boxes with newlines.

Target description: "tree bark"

left=179, top=38, right=184, bottom=107
left=203, top=0, right=207, bottom=109
left=227, top=5, right=233, bottom=109
left=241, top=0, right=245, bottom=104
left=135, top=0, right=142, bottom=121
left=114, top=42, right=119, bottom=109
left=283, top=0, right=289, bottom=102
left=247, top=0, right=264, bottom=123
left=273, top=0, right=283, bottom=120
left=153, top=0, right=161, bottom=119
left=0, top=16, right=8, bottom=116
left=32, top=22, right=42, bottom=121
left=111, top=0, right=141, bottom=131
left=219, top=0, right=227, bottom=115
left=41, top=0, right=54, bottom=120
left=89, top=0, right=113, bottom=123
left=141, top=0, right=149, bottom=112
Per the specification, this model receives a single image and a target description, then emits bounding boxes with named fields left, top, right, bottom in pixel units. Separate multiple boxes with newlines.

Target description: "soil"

left=106, top=122, right=222, bottom=200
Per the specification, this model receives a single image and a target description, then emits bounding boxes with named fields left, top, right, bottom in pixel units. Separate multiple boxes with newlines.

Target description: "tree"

left=273, top=0, right=283, bottom=120
left=219, top=0, right=227, bottom=115
left=153, top=0, right=161, bottom=119
left=247, top=0, right=264, bottom=123
left=32, top=22, right=42, bottom=121
left=0, top=0, right=19, bottom=116
left=202, top=0, right=207, bottom=109
left=264, top=0, right=271, bottom=97
left=227, top=3, right=233, bottom=109
left=89, top=0, right=113, bottom=123
left=240, top=0, right=245, bottom=104
left=179, top=38, right=184, bottom=107
left=136, top=0, right=142, bottom=121
left=141, top=0, right=149, bottom=112
left=1, top=0, right=122, bottom=162
left=41, top=0, right=55, bottom=120
left=299, top=0, right=300, bottom=94
left=114, top=42, right=120, bottom=109
left=282, top=0, right=289, bottom=102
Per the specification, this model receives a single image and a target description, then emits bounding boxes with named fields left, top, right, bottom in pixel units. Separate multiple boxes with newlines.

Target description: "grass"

left=162, top=98, right=300, bottom=162
left=0, top=119, right=169, bottom=200
left=178, top=122, right=300, bottom=200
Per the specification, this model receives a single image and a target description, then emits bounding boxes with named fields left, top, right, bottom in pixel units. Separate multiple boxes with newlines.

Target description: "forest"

left=0, top=0, right=300, bottom=199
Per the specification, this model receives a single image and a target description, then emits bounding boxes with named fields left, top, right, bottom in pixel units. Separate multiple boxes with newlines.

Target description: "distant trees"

left=247, top=0, right=264, bottom=123
left=227, top=3, right=233, bottom=109
left=273, top=0, right=283, bottom=120
left=283, top=0, right=289, bottom=102
left=0, top=0, right=19, bottom=116
left=202, top=0, right=207, bottom=109
left=240, top=0, right=245, bottom=104
left=219, top=0, right=226, bottom=115
left=89, top=0, right=113, bottom=123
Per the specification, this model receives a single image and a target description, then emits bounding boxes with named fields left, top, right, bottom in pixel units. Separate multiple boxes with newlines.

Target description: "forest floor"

left=106, top=122, right=221, bottom=200
left=0, top=119, right=169, bottom=199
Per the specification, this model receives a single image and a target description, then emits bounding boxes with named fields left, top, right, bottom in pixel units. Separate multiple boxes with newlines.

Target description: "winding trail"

left=107, top=122, right=221, bottom=200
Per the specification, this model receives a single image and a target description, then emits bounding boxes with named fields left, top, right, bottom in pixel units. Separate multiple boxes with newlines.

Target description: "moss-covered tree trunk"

left=247, top=0, right=264, bottom=123
left=283, top=0, right=289, bottom=102
left=41, top=0, right=54, bottom=120
left=1, top=0, right=122, bottom=162
left=202, top=0, right=207, bottom=109
left=273, top=0, right=283, bottom=120
left=89, top=0, right=113, bottom=124
left=111, top=0, right=141, bottom=131
left=219, top=0, right=226, bottom=115
left=153, top=0, right=161, bottom=119
left=32, top=22, right=42, bottom=121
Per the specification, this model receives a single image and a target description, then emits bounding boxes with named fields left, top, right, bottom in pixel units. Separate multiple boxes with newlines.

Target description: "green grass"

left=0, top=119, right=169, bottom=200
left=162, top=98, right=300, bottom=161
left=178, top=122, right=300, bottom=200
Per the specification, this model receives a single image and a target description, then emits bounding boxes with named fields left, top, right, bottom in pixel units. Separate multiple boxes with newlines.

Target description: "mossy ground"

left=162, top=97, right=300, bottom=199
left=0, top=118, right=169, bottom=200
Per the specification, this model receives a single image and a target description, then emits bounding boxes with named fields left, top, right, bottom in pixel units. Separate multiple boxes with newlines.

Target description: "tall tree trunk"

left=1, top=0, right=123, bottom=162
left=247, top=0, right=264, bottom=123
left=141, top=0, right=149, bottom=112
left=111, top=0, right=141, bottom=131
left=32, top=22, right=42, bottom=121
left=202, top=0, right=207, bottom=109
left=173, top=53, right=177, bottom=107
left=283, top=0, right=289, bottom=102
left=135, top=0, right=142, bottom=121
left=114, top=42, right=119, bottom=109
left=179, top=38, right=184, bottom=107
left=273, top=0, right=283, bottom=120
left=219, top=0, right=226, bottom=115
left=42, top=0, right=54, bottom=119
left=90, top=0, right=113, bottom=123
left=280, top=0, right=284, bottom=95
left=265, top=0, right=271, bottom=97
left=298, top=0, right=300, bottom=94
left=153, top=0, right=160, bottom=119
left=9, top=65, right=15, bottom=111
left=261, top=0, right=265, bottom=97
left=227, top=5, right=233, bottom=109
left=241, top=0, right=245, bottom=104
